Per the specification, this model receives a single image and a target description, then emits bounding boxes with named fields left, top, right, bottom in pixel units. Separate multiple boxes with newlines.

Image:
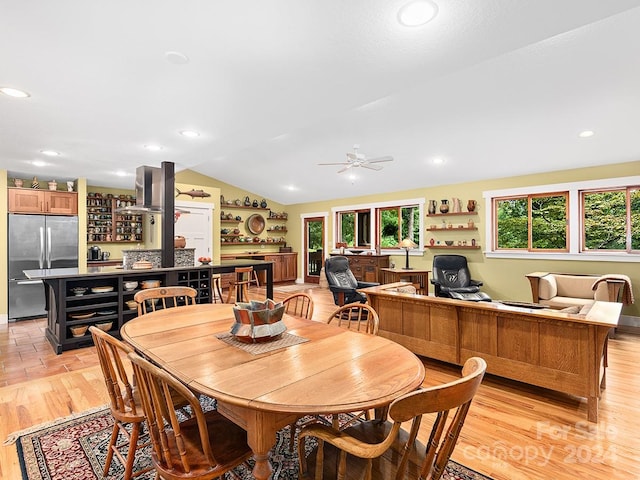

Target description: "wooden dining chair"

left=134, top=286, right=197, bottom=315
left=298, top=357, right=487, bottom=480
left=326, top=302, right=379, bottom=335
left=226, top=266, right=255, bottom=303
left=127, top=351, right=253, bottom=480
left=283, top=292, right=315, bottom=319
left=290, top=302, right=380, bottom=452
left=211, top=274, right=224, bottom=303
left=89, top=326, right=153, bottom=480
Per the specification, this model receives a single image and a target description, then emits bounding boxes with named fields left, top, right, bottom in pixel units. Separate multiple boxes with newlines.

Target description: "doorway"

left=304, top=216, right=325, bottom=284
left=174, top=201, right=214, bottom=261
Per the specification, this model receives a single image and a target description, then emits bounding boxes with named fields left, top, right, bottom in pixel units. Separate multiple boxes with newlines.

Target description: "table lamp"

left=400, top=238, right=417, bottom=270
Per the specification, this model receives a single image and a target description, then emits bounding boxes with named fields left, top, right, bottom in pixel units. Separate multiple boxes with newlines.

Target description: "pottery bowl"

left=126, top=300, right=138, bottom=310
left=70, top=325, right=88, bottom=337
left=71, top=287, right=87, bottom=296
left=231, top=299, right=286, bottom=343
left=141, top=280, right=161, bottom=289
left=95, top=321, right=113, bottom=332
left=124, top=281, right=138, bottom=291
left=445, top=240, right=454, bottom=246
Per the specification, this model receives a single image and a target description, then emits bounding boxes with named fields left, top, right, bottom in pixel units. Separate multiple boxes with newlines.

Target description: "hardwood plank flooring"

left=1, top=284, right=638, bottom=479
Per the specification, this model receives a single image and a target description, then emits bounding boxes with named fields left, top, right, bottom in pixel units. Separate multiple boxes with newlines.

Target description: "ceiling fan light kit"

left=318, top=144, right=393, bottom=174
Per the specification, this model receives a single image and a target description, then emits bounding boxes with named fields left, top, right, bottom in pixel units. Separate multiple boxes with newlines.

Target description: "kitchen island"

left=25, top=259, right=273, bottom=353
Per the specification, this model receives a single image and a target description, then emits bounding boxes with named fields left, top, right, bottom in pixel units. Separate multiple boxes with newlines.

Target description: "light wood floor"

left=1, top=284, right=638, bottom=480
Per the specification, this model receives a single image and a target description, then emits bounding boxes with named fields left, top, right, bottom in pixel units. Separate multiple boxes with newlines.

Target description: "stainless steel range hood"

left=114, top=166, right=163, bottom=213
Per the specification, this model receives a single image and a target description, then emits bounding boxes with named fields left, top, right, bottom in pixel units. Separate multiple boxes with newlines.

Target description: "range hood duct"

left=114, top=166, right=163, bottom=213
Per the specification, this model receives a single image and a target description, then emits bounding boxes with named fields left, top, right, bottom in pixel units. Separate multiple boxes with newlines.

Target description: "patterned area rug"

left=9, top=400, right=492, bottom=480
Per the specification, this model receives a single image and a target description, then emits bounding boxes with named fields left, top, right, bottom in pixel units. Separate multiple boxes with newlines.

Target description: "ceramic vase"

left=467, top=199, right=477, bottom=212
left=13, top=178, right=23, bottom=188
left=31, top=176, right=39, bottom=189
left=439, top=199, right=449, bottom=214
left=428, top=200, right=437, bottom=215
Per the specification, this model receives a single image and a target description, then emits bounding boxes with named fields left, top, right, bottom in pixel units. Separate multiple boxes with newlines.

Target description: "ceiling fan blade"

left=337, top=164, right=354, bottom=173
left=318, top=162, right=350, bottom=166
left=361, top=163, right=384, bottom=171
left=346, top=152, right=357, bottom=160
left=366, top=156, right=394, bottom=163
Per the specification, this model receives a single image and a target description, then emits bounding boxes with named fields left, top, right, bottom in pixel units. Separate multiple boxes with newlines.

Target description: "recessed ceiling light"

left=0, top=86, right=30, bottom=98
left=40, top=150, right=60, bottom=156
left=579, top=130, right=595, bottom=138
left=179, top=130, right=200, bottom=138
left=32, top=160, right=47, bottom=167
left=165, top=51, right=190, bottom=65
left=144, top=144, right=163, bottom=152
left=432, top=157, right=445, bottom=165
left=115, top=170, right=128, bottom=177
left=398, top=0, right=438, bottom=27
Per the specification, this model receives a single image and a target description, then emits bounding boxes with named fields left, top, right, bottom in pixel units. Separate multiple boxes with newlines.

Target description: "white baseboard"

left=0, top=313, right=7, bottom=325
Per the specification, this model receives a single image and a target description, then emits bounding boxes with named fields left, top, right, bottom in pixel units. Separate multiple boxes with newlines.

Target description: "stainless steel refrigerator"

left=8, top=214, right=79, bottom=320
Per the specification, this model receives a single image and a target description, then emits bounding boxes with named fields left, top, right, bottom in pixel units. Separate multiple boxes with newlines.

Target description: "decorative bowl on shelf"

left=445, top=240, right=454, bottom=246
left=141, top=280, right=161, bottom=289
left=348, top=249, right=365, bottom=255
left=71, top=287, right=87, bottom=296
left=231, top=299, right=286, bottom=343
left=91, top=286, right=114, bottom=293
left=124, top=281, right=138, bottom=291
left=126, top=300, right=138, bottom=310
left=95, top=321, right=113, bottom=332
left=70, top=325, right=88, bottom=337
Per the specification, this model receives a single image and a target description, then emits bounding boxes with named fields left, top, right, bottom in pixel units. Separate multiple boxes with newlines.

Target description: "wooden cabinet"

left=8, top=188, right=78, bottom=214
left=265, top=253, right=297, bottom=283
left=331, top=254, right=390, bottom=284
left=87, top=193, right=143, bottom=243
left=43, top=267, right=212, bottom=353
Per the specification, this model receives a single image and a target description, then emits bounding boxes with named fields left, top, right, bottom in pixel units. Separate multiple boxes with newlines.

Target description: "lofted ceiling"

left=2, top=1, right=640, bottom=205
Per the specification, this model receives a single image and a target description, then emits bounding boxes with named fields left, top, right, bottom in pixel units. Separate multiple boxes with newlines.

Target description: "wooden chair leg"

left=226, top=284, right=237, bottom=303
left=103, top=422, right=119, bottom=476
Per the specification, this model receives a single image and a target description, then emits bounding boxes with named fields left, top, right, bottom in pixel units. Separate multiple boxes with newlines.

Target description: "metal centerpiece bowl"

left=231, top=299, right=286, bottom=343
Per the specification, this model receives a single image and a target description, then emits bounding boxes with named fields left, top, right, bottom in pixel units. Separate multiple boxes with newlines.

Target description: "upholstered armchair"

left=324, top=256, right=379, bottom=305
left=431, top=254, right=491, bottom=301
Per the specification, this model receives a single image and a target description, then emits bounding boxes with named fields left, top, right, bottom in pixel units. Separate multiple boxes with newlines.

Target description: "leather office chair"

left=324, top=256, right=378, bottom=306
left=431, top=254, right=491, bottom=301
left=299, top=357, right=487, bottom=480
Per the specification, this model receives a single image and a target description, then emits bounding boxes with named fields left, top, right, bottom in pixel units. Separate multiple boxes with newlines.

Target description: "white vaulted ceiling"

left=1, top=1, right=640, bottom=204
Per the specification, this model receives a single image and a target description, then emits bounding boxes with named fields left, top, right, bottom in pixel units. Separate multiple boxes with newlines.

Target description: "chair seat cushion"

left=449, top=291, right=492, bottom=302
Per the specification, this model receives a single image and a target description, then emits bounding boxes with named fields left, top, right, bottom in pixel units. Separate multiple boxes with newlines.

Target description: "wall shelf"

left=426, top=245, right=481, bottom=249
left=427, top=211, right=477, bottom=217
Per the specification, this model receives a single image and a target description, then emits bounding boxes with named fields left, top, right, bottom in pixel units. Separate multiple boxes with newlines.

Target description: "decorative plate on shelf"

left=91, top=286, right=114, bottom=293
left=97, top=310, right=116, bottom=315
left=70, top=312, right=95, bottom=320
left=246, top=214, right=265, bottom=235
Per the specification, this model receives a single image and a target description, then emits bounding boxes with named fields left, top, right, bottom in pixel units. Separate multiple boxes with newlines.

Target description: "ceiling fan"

left=318, top=144, right=393, bottom=173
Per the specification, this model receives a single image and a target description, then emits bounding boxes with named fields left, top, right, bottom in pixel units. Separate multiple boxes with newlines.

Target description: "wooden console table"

left=380, top=267, right=430, bottom=294
left=361, top=283, right=622, bottom=422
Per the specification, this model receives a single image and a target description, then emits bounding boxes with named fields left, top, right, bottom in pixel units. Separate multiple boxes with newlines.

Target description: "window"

left=582, top=187, right=640, bottom=252
left=333, top=198, right=424, bottom=251
left=379, top=205, right=420, bottom=247
left=495, top=193, right=568, bottom=251
left=484, top=176, right=640, bottom=262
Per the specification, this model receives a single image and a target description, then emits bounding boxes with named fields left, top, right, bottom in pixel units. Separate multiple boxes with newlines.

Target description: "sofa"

left=525, top=272, right=632, bottom=311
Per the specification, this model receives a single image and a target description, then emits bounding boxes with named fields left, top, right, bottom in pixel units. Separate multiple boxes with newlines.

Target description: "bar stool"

left=212, top=274, right=224, bottom=303
left=226, top=266, right=254, bottom=303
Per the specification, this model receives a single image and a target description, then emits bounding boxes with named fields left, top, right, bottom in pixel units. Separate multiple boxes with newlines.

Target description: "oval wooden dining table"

left=121, top=303, right=426, bottom=480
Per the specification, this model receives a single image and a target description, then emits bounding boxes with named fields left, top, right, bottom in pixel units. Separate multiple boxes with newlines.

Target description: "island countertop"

left=24, top=259, right=274, bottom=280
